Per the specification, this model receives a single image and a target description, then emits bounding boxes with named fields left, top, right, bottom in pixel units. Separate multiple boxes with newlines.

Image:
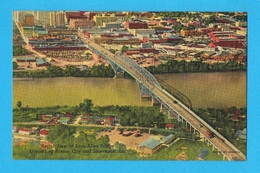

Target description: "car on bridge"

left=206, top=130, right=215, bottom=138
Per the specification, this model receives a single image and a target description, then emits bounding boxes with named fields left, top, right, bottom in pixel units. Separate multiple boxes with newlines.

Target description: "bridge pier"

left=114, top=72, right=125, bottom=78
left=207, top=140, right=210, bottom=146
left=151, top=97, right=161, bottom=106
left=140, top=94, right=151, bottom=101
left=223, top=155, right=226, bottom=161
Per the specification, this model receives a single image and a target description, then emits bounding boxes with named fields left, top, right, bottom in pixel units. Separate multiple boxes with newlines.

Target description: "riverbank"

left=13, top=77, right=34, bottom=81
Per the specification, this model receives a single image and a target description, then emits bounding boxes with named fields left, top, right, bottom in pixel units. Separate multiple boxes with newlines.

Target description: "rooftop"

left=161, top=134, right=175, bottom=143
left=36, top=58, right=48, bottom=65
left=138, top=138, right=161, bottom=149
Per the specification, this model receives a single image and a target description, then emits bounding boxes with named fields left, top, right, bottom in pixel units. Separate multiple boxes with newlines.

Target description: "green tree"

left=79, top=99, right=93, bottom=113
left=46, top=66, right=63, bottom=77
left=121, top=45, right=129, bottom=53
left=17, top=101, right=22, bottom=108
left=13, top=61, right=18, bottom=70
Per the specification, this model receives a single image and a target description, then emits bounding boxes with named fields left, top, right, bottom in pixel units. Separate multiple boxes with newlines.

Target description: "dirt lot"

left=98, top=128, right=163, bottom=150
left=45, top=52, right=109, bottom=68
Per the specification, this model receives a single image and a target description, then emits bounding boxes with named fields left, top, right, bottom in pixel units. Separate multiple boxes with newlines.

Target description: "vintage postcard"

left=12, top=11, right=247, bottom=161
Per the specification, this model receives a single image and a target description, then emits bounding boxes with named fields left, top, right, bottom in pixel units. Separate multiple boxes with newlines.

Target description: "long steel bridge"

left=78, top=31, right=246, bottom=161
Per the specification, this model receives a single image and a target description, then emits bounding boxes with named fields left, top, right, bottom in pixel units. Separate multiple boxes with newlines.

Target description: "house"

left=234, top=128, right=246, bottom=140
left=232, top=114, right=239, bottom=121
left=39, top=129, right=49, bottom=138
left=63, top=113, right=74, bottom=118
left=58, top=117, right=71, bottom=124
left=16, top=57, right=36, bottom=62
left=165, top=123, right=174, bottom=129
left=103, top=116, right=118, bottom=126
left=48, top=117, right=59, bottom=125
left=82, top=113, right=91, bottom=118
left=239, top=128, right=247, bottom=140
left=40, top=115, right=52, bottom=124
left=138, top=138, right=162, bottom=155
left=18, top=128, right=31, bottom=135
left=12, top=126, right=19, bottom=133
left=36, top=58, right=49, bottom=67
left=103, top=121, right=111, bottom=126
left=161, top=134, right=175, bottom=145
left=31, top=127, right=39, bottom=134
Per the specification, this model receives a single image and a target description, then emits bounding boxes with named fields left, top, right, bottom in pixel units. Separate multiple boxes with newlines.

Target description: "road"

left=78, top=32, right=246, bottom=161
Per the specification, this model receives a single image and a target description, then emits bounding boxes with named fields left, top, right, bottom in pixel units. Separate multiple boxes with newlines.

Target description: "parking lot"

left=98, top=128, right=163, bottom=150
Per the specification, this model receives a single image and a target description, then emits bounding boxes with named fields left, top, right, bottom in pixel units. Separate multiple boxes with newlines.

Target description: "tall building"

left=50, top=12, right=66, bottom=27
left=13, top=11, right=34, bottom=23
left=13, top=11, right=25, bottom=22
left=24, top=14, right=34, bottom=26
left=93, top=13, right=127, bottom=26
left=35, top=11, right=51, bottom=26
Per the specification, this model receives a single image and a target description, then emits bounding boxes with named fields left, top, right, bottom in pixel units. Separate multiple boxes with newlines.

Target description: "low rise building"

left=161, top=134, right=175, bottom=145
left=18, top=128, right=31, bottom=135
left=70, top=18, right=94, bottom=29
left=36, top=58, right=49, bottom=67
left=180, top=29, right=203, bottom=37
left=125, top=21, right=148, bottom=29
left=128, top=29, right=154, bottom=36
left=138, top=138, right=162, bottom=155
left=16, top=57, right=36, bottom=62
left=39, top=129, right=49, bottom=138
left=12, top=126, right=19, bottom=133
left=165, top=123, right=174, bottom=129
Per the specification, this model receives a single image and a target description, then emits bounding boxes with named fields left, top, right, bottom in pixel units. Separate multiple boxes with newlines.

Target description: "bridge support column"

left=223, top=155, right=226, bottom=161
left=212, top=145, right=215, bottom=151
left=114, top=72, right=124, bottom=78
left=151, top=97, right=160, bottom=106
left=140, top=94, right=151, bottom=101
left=202, top=135, right=205, bottom=142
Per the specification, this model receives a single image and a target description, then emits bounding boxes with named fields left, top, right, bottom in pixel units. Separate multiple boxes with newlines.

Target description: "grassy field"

left=145, top=139, right=223, bottom=161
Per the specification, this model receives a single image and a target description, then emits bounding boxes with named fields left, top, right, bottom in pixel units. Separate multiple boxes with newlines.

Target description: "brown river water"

left=13, top=71, right=246, bottom=109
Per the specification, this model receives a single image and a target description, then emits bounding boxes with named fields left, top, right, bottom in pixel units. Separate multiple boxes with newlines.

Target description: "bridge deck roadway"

left=79, top=33, right=246, bottom=161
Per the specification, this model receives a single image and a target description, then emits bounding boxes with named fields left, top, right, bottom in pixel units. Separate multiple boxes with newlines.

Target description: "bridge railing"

left=116, top=53, right=162, bottom=89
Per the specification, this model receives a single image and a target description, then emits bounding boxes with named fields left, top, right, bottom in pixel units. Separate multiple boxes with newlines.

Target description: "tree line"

left=13, top=63, right=115, bottom=78
left=145, top=59, right=246, bottom=74
left=13, top=59, right=246, bottom=79
left=13, top=46, right=32, bottom=56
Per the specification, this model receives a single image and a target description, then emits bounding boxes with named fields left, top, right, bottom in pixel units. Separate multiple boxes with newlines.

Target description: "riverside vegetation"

left=13, top=99, right=246, bottom=159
